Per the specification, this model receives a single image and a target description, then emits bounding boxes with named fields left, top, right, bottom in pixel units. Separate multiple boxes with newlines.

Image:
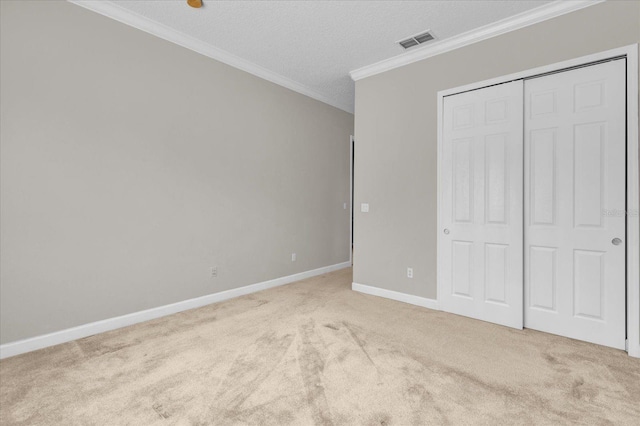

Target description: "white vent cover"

left=398, top=30, right=435, bottom=50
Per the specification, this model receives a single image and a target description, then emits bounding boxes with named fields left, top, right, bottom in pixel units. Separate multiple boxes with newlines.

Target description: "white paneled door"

left=440, top=81, right=524, bottom=329
left=524, top=60, right=627, bottom=349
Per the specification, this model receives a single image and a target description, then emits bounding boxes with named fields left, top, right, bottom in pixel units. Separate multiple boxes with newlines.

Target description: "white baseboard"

left=0, top=261, right=351, bottom=359
left=352, top=282, right=439, bottom=311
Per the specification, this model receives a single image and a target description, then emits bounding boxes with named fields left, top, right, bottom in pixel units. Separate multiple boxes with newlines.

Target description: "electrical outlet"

left=210, top=266, right=218, bottom=278
left=291, top=253, right=296, bottom=262
left=407, top=267, right=413, bottom=279
left=361, top=203, right=369, bottom=213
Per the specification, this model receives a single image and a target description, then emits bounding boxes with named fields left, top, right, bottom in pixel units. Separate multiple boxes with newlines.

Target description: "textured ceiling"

left=106, top=0, right=552, bottom=112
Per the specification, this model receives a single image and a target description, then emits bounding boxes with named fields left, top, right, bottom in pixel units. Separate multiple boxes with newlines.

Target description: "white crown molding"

left=349, top=0, right=605, bottom=81
left=352, top=282, right=439, bottom=311
left=67, top=1, right=353, bottom=114
left=0, top=261, right=351, bottom=359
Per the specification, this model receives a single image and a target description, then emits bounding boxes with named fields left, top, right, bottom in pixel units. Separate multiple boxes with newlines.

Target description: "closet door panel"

left=440, top=81, right=524, bottom=329
left=524, top=59, right=626, bottom=349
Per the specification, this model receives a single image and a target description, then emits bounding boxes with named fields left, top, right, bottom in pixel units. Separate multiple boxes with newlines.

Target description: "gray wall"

left=0, top=1, right=353, bottom=344
left=353, top=0, right=640, bottom=299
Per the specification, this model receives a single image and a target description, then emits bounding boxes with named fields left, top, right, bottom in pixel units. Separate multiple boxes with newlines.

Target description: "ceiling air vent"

left=398, top=30, right=435, bottom=50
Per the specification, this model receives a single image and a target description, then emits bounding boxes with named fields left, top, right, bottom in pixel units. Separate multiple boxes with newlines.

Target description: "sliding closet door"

left=440, top=81, right=524, bottom=329
left=524, top=60, right=626, bottom=349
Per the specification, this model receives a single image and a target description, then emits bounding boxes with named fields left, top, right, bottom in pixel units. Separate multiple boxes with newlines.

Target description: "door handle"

left=612, top=238, right=622, bottom=246
left=444, top=229, right=450, bottom=235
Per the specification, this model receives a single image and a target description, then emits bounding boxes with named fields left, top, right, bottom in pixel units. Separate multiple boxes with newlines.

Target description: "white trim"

left=625, top=46, right=640, bottom=358
left=349, top=0, right=604, bottom=81
left=352, top=282, right=440, bottom=311
left=67, top=1, right=353, bottom=114
left=0, top=261, right=351, bottom=359
left=436, top=77, right=445, bottom=333
left=350, top=135, right=354, bottom=265
left=436, top=44, right=640, bottom=358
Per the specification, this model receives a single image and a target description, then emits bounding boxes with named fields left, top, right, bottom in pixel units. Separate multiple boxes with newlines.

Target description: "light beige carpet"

left=1, top=267, right=639, bottom=425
